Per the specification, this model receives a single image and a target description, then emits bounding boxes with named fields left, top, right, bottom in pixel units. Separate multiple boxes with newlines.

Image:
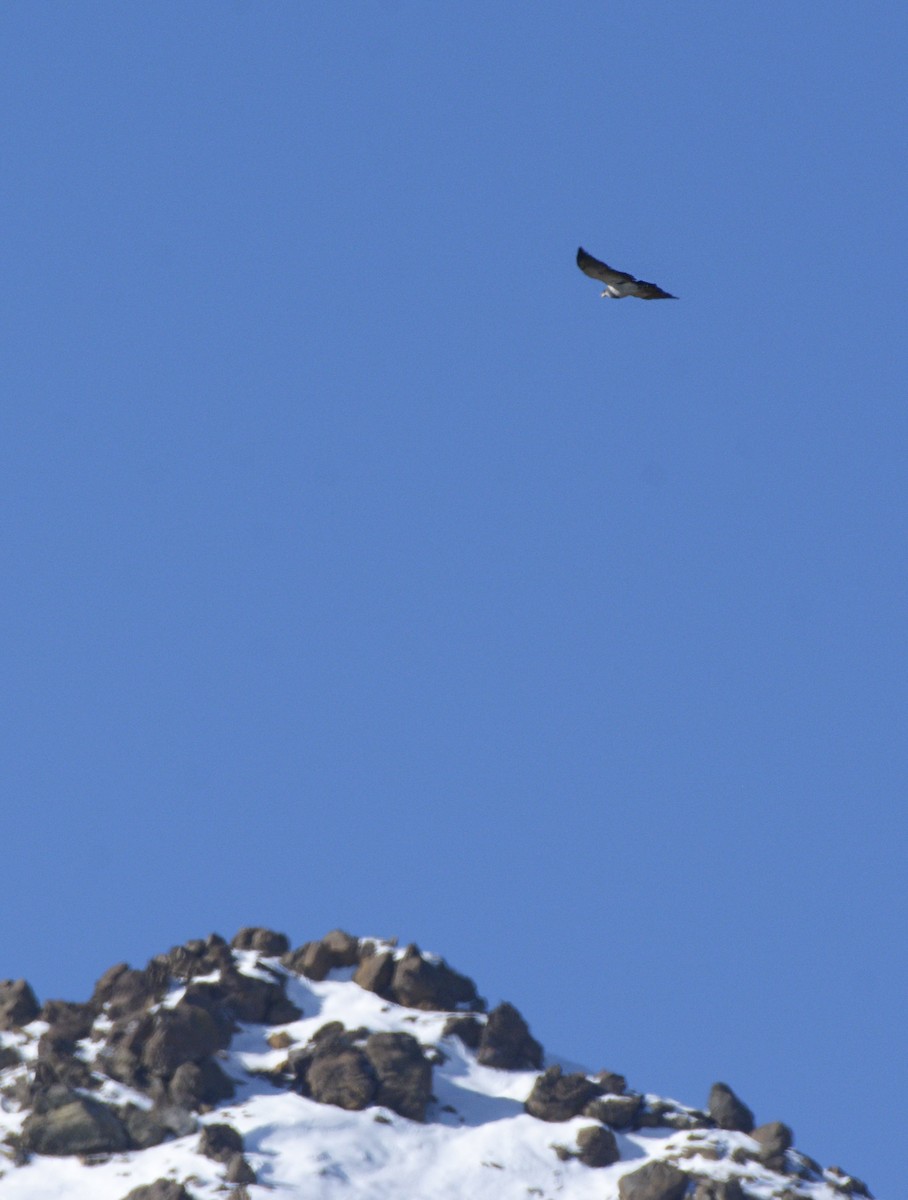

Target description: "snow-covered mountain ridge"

left=0, top=928, right=875, bottom=1200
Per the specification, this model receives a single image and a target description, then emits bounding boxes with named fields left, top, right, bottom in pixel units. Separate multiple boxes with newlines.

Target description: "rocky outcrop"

left=0, top=979, right=40, bottom=1029
left=618, top=1160, right=691, bottom=1200
left=39, top=999, right=96, bottom=1042
left=149, top=935, right=234, bottom=984
left=708, top=1082, right=755, bottom=1133
left=283, top=929, right=362, bottom=980
left=363, top=1031, right=433, bottom=1121
left=92, top=963, right=170, bottom=1020
left=585, top=1092, right=642, bottom=1129
left=284, top=934, right=479, bottom=1015
left=21, top=1096, right=130, bottom=1155
left=388, top=945, right=478, bottom=1011
left=307, top=1042, right=377, bottom=1110
left=525, top=1065, right=601, bottom=1121
left=231, top=927, right=290, bottom=956
left=476, top=1002, right=543, bottom=1070
left=142, top=1004, right=225, bottom=1075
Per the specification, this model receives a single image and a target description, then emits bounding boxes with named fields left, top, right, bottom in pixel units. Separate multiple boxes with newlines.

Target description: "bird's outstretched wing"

left=576, top=246, right=635, bottom=286
left=627, top=278, right=678, bottom=300
left=576, top=246, right=678, bottom=299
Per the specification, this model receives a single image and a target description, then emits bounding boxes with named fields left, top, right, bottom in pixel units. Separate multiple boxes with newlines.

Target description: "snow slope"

left=0, top=934, right=876, bottom=1200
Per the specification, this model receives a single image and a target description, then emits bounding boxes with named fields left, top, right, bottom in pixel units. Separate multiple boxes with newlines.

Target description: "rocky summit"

left=0, top=929, right=875, bottom=1200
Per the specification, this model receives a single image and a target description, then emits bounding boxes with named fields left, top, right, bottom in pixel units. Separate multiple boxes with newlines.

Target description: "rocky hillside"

left=0, top=929, right=875, bottom=1200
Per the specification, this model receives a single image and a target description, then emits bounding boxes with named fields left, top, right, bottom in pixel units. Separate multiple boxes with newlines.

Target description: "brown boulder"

left=22, top=1097, right=130, bottom=1156
left=307, top=1045, right=378, bottom=1111
left=283, top=930, right=361, bottom=980
left=231, top=927, right=290, bottom=956
left=476, top=1002, right=543, bottom=1070
left=525, top=1065, right=601, bottom=1122
left=585, top=1093, right=642, bottom=1129
left=618, top=1161, right=690, bottom=1200
left=751, top=1120, right=793, bottom=1169
left=141, top=1004, right=224, bottom=1075
left=388, top=946, right=478, bottom=1012
left=363, top=1031, right=433, bottom=1121
left=168, top=1058, right=235, bottom=1108
left=198, top=1122, right=244, bottom=1162
left=442, top=1014, right=483, bottom=1049
left=353, top=950, right=395, bottom=997
left=576, top=1123, right=620, bottom=1167
left=708, top=1082, right=755, bottom=1133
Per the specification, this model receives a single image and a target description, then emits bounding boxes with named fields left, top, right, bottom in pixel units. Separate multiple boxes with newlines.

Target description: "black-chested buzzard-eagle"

left=577, top=246, right=677, bottom=300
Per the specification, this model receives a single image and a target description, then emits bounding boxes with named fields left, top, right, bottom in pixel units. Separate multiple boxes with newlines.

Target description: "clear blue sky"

left=2, top=5, right=905, bottom=1196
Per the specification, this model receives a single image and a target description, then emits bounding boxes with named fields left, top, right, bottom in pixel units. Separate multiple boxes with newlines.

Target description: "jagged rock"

left=141, top=1004, right=225, bottom=1075
left=225, top=1152, right=257, bottom=1183
left=221, top=968, right=301, bottom=1024
left=476, top=1002, right=543, bottom=1070
left=184, top=968, right=300, bottom=1028
left=363, top=1031, right=433, bottom=1121
left=525, top=1065, right=601, bottom=1122
left=22, top=1097, right=130, bottom=1155
left=618, top=1160, right=690, bottom=1200
left=268, top=1030, right=293, bottom=1049
left=442, top=1014, right=483, bottom=1049
left=120, top=1181, right=195, bottom=1200
left=231, top=926, right=290, bottom=955
left=353, top=950, right=395, bottom=996
left=150, top=935, right=233, bottom=983
left=198, top=1121, right=244, bottom=1162
left=708, top=1082, right=755, bottom=1133
left=0, top=979, right=40, bottom=1029
left=168, top=1057, right=235, bottom=1108
left=750, top=1120, right=792, bottom=1169
left=39, top=1000, right=96, bottom=1042
left=93, top=963, right=169, bottom=1019
left=585, top=1092, right=642, bottom=1129
left=388, top=945, right=478, bottom=1012
left=576, top=1123, right=620, bottom=1167
left=691, top=1179, right=747, bottom=1200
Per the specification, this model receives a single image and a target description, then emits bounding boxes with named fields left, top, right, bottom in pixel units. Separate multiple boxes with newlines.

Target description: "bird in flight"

left=576, top=246, right=677, bottom=300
